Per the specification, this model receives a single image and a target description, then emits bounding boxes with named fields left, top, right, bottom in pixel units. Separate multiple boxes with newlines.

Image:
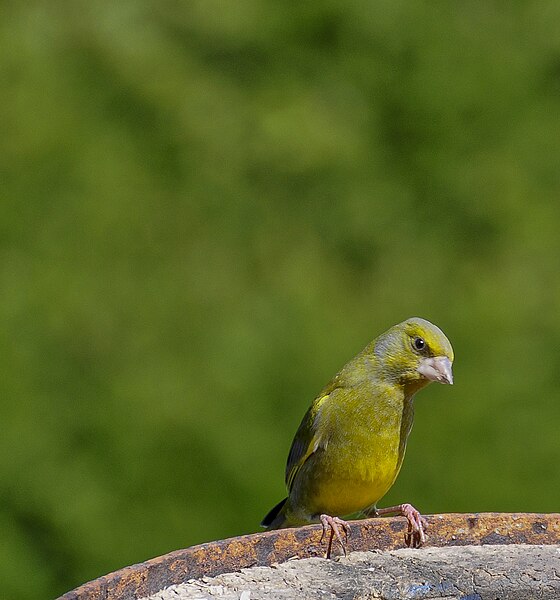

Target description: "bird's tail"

left=260, top=497, right=288, bottom=529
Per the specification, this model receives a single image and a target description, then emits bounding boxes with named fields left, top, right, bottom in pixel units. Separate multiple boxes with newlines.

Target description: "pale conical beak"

left=417, top=356, right=453, bottom=385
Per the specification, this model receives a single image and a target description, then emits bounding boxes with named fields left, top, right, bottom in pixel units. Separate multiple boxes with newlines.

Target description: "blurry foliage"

left=2, top=1, right=560, bottom=598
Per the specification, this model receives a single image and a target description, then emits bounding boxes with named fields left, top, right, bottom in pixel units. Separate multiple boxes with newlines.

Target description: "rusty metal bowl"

left=58, top=512, right=560, bottom=600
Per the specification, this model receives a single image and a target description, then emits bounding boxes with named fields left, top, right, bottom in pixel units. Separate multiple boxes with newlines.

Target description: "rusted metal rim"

left=58, top=512, right=560, bottom=600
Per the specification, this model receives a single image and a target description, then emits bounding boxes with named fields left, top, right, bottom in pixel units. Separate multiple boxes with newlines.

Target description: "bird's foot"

left=319, top=514, right=351, bottom=558
left=400, top=503, right=428, bottom=547
left=370, top=503, right=428, bottom=548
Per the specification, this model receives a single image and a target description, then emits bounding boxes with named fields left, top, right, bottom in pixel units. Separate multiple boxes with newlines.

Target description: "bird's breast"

left=306, top=389, right=412, bottom=515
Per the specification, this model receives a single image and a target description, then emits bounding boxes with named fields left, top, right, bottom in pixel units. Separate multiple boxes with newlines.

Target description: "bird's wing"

left=285, top=378, right=343, bottom=491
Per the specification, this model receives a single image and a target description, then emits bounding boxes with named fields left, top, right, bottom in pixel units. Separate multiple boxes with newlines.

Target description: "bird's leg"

left=368, top=503, right=428, bottom=548
left=319, top=514, right=351, bottom=558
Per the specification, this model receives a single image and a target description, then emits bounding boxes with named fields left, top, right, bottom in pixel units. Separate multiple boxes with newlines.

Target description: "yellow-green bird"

left=261, top=317, right=453, bottom=555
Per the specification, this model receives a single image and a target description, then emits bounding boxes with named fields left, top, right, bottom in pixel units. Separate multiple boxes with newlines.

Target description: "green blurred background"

left=2, top=2, right=560, bottom=598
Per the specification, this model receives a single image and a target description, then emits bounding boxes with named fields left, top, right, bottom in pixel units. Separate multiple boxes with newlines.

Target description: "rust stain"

left=58, top=512, right=560, bottom=600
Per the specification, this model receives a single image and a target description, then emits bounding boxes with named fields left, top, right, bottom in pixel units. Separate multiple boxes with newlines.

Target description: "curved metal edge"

left=58, top=512, right=560, bottom=600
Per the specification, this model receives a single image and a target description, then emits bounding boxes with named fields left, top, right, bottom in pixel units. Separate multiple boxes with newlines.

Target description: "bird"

left=261, top=317, right=454, bottom=557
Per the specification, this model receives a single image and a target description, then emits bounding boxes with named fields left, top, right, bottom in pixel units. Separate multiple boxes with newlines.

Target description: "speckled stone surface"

left=143, top=544, right=560, bottom=600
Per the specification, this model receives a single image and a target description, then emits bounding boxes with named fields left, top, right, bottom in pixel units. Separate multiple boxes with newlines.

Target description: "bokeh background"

left=3, top=2, right=560, bottom=598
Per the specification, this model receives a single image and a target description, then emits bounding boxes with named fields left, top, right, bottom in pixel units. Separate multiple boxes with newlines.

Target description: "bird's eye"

left=412, top=337, right=426, bottom=351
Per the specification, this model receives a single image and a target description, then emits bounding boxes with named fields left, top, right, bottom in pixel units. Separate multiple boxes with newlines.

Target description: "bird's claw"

left=320, top=514, right=350, bottom=558
left=401, top=503, right=428, bottom=548
left=369, top=502, right=428, bottom=548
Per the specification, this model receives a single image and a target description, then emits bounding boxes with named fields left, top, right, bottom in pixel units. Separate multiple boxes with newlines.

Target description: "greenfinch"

left=261, top=317, right=453, bottom=556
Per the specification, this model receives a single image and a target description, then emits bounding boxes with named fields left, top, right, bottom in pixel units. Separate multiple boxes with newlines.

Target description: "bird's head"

left=374, top=317, right=454, bottom=392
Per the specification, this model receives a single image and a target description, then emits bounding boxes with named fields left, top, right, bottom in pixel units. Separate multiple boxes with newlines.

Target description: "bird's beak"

left=417, top=356, right=453, bottom=385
